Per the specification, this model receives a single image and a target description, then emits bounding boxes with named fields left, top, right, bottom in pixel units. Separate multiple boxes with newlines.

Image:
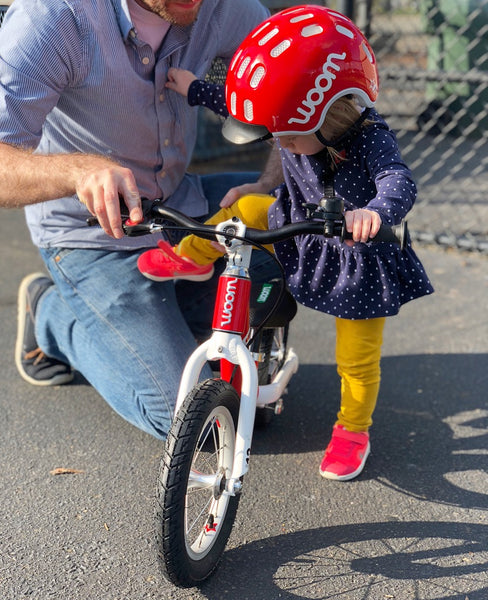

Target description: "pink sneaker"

left=319, top=424, right=370, bottom=481
left=137, top=240, right=214, bottom=282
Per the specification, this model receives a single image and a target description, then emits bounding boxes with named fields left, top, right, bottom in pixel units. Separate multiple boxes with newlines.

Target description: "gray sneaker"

left=15, top=273, right=74, bottom=386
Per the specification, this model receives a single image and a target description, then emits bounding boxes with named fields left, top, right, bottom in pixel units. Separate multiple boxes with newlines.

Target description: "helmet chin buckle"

left=315, top=129, right=334, bottom=147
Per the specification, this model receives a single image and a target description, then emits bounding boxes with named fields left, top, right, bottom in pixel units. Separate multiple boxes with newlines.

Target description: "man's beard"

left=148, top=1, right=201, bottom=26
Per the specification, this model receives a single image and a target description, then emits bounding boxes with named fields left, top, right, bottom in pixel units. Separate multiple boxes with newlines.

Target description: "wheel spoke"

left=185, top=489, right=214, bottom=538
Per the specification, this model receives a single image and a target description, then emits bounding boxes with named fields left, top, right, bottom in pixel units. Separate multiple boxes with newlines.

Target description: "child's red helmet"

left=223, top=5, right=378, bottom=143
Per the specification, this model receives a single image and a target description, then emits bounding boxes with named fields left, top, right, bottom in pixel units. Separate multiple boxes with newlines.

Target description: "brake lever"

left=85, top=196, right=159, bottom=230
left=122, top=219, right=164, bottom=236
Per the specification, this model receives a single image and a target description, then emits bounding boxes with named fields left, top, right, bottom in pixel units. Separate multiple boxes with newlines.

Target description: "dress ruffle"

left=268, top=196, right=434, bottom=320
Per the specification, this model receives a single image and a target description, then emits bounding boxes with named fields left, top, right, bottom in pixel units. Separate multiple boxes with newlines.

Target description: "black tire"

left=254, top=324, right=289, bottom=427
left=156, top=379, right=241, bottom=587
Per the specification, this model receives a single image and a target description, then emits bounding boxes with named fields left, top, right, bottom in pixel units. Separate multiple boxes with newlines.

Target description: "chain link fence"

left=368, top=0, right=488, bottom=252
left=194, top=0, right=488, bottom=254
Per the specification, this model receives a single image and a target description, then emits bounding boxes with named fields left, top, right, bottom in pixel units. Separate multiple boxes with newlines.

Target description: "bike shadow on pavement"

left=251, top=352, right=488, bottom=512
left=199, top=520, right=488, bottom=600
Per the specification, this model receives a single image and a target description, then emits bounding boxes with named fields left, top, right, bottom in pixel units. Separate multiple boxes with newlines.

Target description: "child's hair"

left=321, top=96, right=374, bottom=167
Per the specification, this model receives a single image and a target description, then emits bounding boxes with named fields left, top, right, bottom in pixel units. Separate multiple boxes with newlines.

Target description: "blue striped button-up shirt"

left=0, top=0, right=268, bottom=249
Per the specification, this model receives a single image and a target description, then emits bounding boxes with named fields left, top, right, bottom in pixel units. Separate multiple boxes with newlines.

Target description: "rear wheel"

left=156, top=379, right=241, bottom=587
left=254, top=324, right=290, bottom=427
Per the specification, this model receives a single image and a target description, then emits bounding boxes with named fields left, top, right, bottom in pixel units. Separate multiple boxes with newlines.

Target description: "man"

left=0, top=0, right=277, bottom=439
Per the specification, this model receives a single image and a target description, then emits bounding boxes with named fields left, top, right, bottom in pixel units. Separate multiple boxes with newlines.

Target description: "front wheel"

left=156, top=379, right=241, bottom=587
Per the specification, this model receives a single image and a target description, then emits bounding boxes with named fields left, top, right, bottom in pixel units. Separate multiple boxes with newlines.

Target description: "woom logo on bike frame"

left=221, top=277, right=238, bottom=326
left=212, top=275, right=251, bottom=333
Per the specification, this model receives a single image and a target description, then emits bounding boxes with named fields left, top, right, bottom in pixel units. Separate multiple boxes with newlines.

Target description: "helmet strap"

left=315, top=108, right=372, bottom=150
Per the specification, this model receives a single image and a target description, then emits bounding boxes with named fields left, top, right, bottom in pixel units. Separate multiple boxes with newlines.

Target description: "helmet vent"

left=237, top=57, right=251, bottom=79
left=243, top=99, right=254, bottom=122
left=330, top=10, right=349, bottom=22
left=229, top=48, right=242, bottom=71
left=336, top=24, right=354, bottom=39
left=270, top=40, right=291, bottom=57
left=230, top=91, right=237, bottom=115
left=301, top=24, right=324, bottom=38
left=250, top=66, right=265, bottom=89
left=252, top=21, right=271, bottom=40
left=290, top=13, right=314, bottom=23
left=258, top=27, right=279, bottom=46
left=361, top=41, right=374, bottom=63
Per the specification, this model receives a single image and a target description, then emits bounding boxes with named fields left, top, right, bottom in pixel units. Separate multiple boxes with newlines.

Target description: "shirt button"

left=159, top=171, right=166, bottom=178
left=142, top=57, right=150, bottom=65
left=164, top=139, right=170, bottom=147
left=159, top=94, right=165, bottom=102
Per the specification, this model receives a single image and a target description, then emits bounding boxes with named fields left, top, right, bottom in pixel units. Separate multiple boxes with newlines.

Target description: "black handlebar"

left=87, top=197, right=408, bottom=249
left=236, top=218, right=406, bottom=247
left=136, top=200, right=407, bottom=249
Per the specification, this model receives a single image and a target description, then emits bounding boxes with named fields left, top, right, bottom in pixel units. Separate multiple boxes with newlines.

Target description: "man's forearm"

left=0, top=142, right=143, bottom=239
left=0, top=142, right=114, bottom=207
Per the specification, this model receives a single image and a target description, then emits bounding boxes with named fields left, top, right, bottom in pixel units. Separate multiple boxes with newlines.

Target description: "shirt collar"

left=110, top=0, right=196, bottom=51
left=110, top=0, right=137, bottom=40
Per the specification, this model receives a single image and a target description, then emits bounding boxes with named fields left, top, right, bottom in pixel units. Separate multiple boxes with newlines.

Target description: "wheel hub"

left=213, top=467, right=227, bottom=500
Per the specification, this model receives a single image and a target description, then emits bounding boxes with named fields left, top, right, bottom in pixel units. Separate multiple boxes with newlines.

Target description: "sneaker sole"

left=319, top=442, right=371, bottom=481
left=15, top=273, right=74, bottom=387
left=140, top=265, right=214, bottom=283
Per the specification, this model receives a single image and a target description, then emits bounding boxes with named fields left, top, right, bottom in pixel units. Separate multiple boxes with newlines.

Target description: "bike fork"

left=176, top=330, right=258, bottom=494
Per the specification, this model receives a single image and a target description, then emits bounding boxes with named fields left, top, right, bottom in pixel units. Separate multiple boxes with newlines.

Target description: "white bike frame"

left=174, top=218, right=299, bottom=495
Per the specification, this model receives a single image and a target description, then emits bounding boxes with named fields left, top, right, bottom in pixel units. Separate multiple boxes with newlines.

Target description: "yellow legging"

left=178, top=194, right=385, bottom=433
left=335, top=317, right=385, bottom=432
left=176, top=193, right=275, bottom=264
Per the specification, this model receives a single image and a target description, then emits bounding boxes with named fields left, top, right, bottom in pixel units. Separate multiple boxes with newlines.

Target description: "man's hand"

left=220, top=142, right=283, bottom=208
left=76, top=164, right=142, bottom=239
left=219, top=181, right=273, bottom=208
left=344, top=208, right=382, bottom=245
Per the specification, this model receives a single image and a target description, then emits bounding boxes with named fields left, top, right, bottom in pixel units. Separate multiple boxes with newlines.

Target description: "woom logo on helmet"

left=288, top=51, right=347, bottom=126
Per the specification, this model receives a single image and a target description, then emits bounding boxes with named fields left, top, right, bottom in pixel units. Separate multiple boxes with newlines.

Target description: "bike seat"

left=249, top=279, right=297, bottom=328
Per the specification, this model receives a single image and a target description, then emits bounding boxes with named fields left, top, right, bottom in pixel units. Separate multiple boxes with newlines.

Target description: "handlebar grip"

left=343, top=221, right=407, bottom=249
left=374, top=221, right=407, bottom=249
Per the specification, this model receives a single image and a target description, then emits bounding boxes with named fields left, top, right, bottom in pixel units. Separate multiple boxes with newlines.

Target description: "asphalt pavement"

left=1, top=206, right=487, bottom=600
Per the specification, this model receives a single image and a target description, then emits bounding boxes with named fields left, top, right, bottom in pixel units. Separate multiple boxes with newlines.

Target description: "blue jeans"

left=36, top=172, right=278, bottom=439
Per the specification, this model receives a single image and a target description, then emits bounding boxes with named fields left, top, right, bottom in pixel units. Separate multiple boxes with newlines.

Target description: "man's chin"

left=163, top=0, right=202, bottom=25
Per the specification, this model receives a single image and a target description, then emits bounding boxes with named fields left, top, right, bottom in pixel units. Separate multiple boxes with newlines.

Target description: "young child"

left=138, top=6, right=434, bottom=481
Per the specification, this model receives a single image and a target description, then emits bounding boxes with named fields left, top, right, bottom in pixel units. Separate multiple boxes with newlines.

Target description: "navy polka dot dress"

left=267, top=111, right=434, bottom=319
left=187, top=81, right=434, bottom=319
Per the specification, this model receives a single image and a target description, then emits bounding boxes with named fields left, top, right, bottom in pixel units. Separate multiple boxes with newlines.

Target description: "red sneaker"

left=138, top=240, right=214, bottom=282
left=319, top=424, right=370, bottom=481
